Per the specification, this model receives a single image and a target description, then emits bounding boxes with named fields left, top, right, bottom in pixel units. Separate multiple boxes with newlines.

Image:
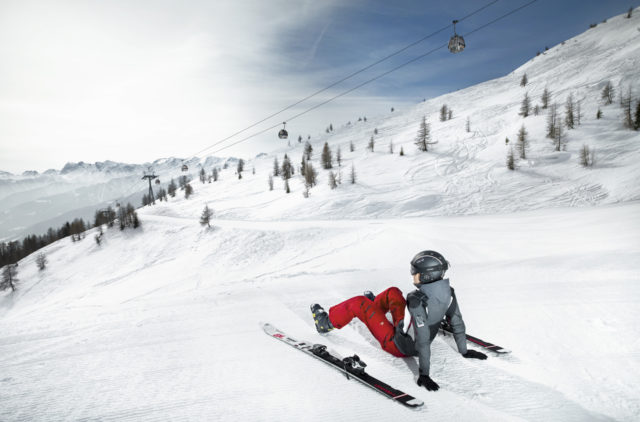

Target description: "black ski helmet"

left=410, top=250, right=449, bottom=284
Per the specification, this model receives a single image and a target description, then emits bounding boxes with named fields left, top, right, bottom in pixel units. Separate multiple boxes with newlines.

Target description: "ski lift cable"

left=110, top=0, right=536, bottom=206
left=205, top=0, right=539, bottom=157
left=189, top=0, right=501, bottom=159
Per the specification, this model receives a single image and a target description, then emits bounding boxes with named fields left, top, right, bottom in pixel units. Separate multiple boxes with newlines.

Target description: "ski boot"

left=310, top=304, right=334, bottom=334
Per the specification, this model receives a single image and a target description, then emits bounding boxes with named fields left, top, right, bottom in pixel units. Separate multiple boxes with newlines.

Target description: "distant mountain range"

left=0, top=156, right=240, bottom=241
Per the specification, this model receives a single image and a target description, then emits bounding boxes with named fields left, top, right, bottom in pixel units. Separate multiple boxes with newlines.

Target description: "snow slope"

left=1, top=8, right=640, bottom=422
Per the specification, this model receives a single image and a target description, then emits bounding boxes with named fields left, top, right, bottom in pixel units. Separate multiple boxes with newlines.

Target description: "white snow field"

left=2, top=9, right=640, bottom=422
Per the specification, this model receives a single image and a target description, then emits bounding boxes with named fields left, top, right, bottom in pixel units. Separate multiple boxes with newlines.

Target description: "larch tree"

left=415, top=116, right=436, bottom=152
left=200, top=205, right=214, bottom=228
left=517, top=124, right=529, bottom=159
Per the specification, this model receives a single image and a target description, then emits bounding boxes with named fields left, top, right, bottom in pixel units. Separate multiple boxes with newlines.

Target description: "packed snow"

left=1, top=9, right=640, bottom=422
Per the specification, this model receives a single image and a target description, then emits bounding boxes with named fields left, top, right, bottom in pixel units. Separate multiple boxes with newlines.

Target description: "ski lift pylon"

left=278, top=122, right=288, bottom=140
left=448, top=20, right=465, bottom=53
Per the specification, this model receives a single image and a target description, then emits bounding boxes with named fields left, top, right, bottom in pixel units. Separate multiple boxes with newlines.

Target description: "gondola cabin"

left=448, top=20, right=465, bottom=53
left=278, top=122, right=288, bottom=140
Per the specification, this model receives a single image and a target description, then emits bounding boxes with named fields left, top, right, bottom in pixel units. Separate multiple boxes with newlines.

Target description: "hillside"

left=1, top=9, right=640, bottom=422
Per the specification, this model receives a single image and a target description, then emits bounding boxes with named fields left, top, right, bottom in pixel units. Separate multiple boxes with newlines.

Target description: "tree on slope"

left=281, top=154, right=293, bottom=180
left=506, top=147, right=515, bottom=170
left=321, top=143, right=333, bottom=169
left=237, top=159, right=245, bottom=179
left=621, top=89, right=634, bottom=129
left=565, top=93, right=575, bottom=129
left=517, top=124, right=529, bottom=159
left=415, top=116, right=436, bottom=152
left=520, top=73, right=528, bottom=87
left=519, top=92, right=531, bottom=117
left=634, top=101, right=640, bottom=130
left=304, top=141, right=313, bottom=160
left=541, top=87, right=551, bottom=109
left=601, top=81, right=614, bottom=105
left=167, top=178, right=176, bottom=197
left=1, top=264, right=18, bottom=291
left=200, top=205, right=214, bottom=228
left=368, top=136, right=375, bottom=152
left=547, top=103, right=558, bottom=139
left=36, top=253, right=47, bottom=271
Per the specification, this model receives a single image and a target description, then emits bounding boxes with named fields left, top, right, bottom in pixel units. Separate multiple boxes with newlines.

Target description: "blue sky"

left=0, top=0, right=636, bottom=173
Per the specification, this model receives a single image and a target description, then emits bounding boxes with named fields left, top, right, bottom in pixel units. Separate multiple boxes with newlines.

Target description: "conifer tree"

left=321, top=143, right=333, bottom=169
left=281, top=154, right=293, bottom=180
left=304, top=141, right=313, bottom=160
left=237, top=159, right=244, bottom=179
left=168, top=178, right=177, bottom=197
left=547, top=103, right=558, bottom=139
left=284, top=179, right=290, bottom=194
left=565, top=93, right=575, bottom=129
left=212, top=168, right=219, bottom=182
left=520, top=73, right=528, bottom=87
left=336, top=147, right=342, bottom=167
left=580, top=145, right=595, bottom=167
left=300, top=155, right=307, bottom=176
left=621, top=89, right=633, bottom=129
left=349, top=141, right=355, bottom=152
left=602, top=81, right=614, bottom=105
left=517, top=124, right=529, bottom=159
left=634, top=101, right=640, bottom=130
left=542, top=87, right=550, bottom=109
left=415, top=116, right=436, bottom=152
left=350, top=164, right=356, bottom=184
left=200, top=205, right=213, bottom=227
left=388, top=140, right=394, bottom=154
left=273, top=157, right=280, bottom=177
left=199, top=168, right=206, bottom=183
left=304, top=161, right=317, bottom=188
left=328, top=171, right=337, bottom=189
left=399, top=146, right=404, bottom=156
left=268, top=174, right=274, bottom=191
left=506, top=148, right=515, bottom=170
left=596, top=108, right=602, bottom=119
left=368, top=136, right=375, bottom=152
left=439, top=105, right=448, bottom=122
left=519, top=92, right=531, bottom=117
left=36, top=253, right=47, bottom=271
left=1, top=264, right=18, bottom=291
left=466, top=117, right=470, bottom=132
left=554, top=120, right=565, bottom=151
left=185, top=183, right=193, bottom=199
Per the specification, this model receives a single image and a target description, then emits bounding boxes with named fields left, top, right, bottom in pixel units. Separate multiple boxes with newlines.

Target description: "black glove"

left=462, top=350, right=487, bottom=360
left=417, top=374, right=439, bottom=391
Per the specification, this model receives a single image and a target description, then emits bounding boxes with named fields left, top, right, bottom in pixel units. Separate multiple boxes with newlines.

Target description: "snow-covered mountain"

left=1, top=9, right=640, bottom=422
left=0, top=156, right=234, bottom=241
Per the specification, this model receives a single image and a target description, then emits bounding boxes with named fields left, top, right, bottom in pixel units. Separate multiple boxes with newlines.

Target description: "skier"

left=310, top=250, right=487, bottom=392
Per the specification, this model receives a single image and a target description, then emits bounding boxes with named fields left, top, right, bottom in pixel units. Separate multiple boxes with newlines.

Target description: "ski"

left=439, top=320, right=511, bottom=354
left=263, top=323, right=423, bottom=409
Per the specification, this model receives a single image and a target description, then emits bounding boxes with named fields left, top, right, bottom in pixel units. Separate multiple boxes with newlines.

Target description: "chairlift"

left=182, top=164, right=189, bottom=172
left=155, top=179, right=161, bottom=184
left=448, top=20, right=465, bottom=53
left=278, top=122, right=288, bottom=140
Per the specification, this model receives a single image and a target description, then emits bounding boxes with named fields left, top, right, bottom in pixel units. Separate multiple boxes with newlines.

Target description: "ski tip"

left=405, top=398, right=424, bottom=408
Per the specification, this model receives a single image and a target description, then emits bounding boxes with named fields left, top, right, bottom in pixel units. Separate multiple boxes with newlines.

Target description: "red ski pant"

left=328, top=287, right=407, bottom=357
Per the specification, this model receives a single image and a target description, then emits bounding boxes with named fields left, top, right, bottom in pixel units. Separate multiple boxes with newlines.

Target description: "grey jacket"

left=392, top=278, right=467, bottom=376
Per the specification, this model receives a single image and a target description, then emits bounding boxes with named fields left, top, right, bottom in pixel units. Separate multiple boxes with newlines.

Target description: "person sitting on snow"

left=310, top=250, right=487, bottom=391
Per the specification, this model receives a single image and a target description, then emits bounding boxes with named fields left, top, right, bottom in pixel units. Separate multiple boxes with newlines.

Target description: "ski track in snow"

left=2, top=202, right=639, bottom=421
